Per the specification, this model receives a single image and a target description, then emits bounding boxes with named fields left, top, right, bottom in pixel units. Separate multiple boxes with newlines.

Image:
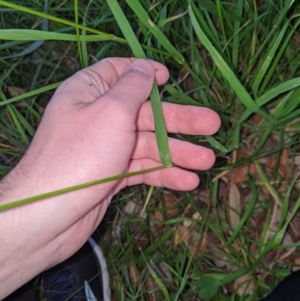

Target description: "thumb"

left=99, top=59, right=156, bottom=113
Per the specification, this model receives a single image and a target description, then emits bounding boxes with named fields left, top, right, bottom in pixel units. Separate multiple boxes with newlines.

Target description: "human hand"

left=0, top=58, right=220, bottom=298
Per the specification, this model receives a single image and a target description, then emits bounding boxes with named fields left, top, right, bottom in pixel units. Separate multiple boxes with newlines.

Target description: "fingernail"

left=128, top=60, right=154, bottom=77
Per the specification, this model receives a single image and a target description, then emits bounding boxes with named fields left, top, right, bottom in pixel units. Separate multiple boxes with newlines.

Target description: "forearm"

left=0, top=164, right=103, bottom=299
left=0, top=170, right=51, bottom=299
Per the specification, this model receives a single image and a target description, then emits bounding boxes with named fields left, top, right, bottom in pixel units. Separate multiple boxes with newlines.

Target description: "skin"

left=0, top=58, right=221, bottom=299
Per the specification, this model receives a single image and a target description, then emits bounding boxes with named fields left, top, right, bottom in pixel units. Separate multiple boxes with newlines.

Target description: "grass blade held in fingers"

left=106, top=0, right=172, bottom=167
left=0, top=166, right=166, bottom=211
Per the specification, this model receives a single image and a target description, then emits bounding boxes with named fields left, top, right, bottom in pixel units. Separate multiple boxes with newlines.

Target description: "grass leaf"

left=189, top=2, right=271, bottom=120
left=106, top=0, right=172, bottom=166
left=124, top=0, right=185, bottom=64
left=0, top=166, right=166, bottom=211
left=0, top=0, right=126, bottom=43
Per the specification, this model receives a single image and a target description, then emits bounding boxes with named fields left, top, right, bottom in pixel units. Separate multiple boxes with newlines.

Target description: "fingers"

left=137, top=102, right=221, bottom=135
left=126, top=159, right=200, bottom=190
left=132, top=132, right=216, bottom=170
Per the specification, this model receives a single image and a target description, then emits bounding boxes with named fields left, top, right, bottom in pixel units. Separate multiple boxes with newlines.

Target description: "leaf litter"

left=102, top=118, right=300, bottom=299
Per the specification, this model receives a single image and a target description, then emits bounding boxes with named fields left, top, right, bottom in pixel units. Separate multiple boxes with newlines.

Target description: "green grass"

left=1, top=0, right=300, bottom=300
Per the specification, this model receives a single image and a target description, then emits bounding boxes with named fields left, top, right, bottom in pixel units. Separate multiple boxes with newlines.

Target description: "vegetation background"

left=1, top=0, right=300, bottom=300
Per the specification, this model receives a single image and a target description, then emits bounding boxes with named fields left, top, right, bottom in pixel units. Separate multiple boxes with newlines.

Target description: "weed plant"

left=1, top=0, right=300, bottom=300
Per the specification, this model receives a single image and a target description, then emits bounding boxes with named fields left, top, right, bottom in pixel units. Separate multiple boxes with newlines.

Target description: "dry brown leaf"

left=157, top=262, right=173, bottom=285
left=124, top=200, right=139, bottom=215
left=295, top=155, right=300, bottom=166
left=173, top=226, right=181, bottom=246
left=232, top=164, right=257, bottom=183
left=145, top=277, right=161, bottom=301
left=152, top=191, right=181, bottom=222
left=7, top=86, right=27, bottom=97
left=111, top=277, right=123, bottom=301
left=130, top=222, right=150, bottom=250
left=163, top=191, right=181, bottom=218
left=206, top=236, right=229, bottom=268
left=174, top=225, right=205, bottom=257
left=232, top=166, right=248, bottom=183
left=153, top=210, right=164, bottom=222
left=228, top=182, right=241, bottom=228
left=228, top=148, right=258, bottom=184
left=174, top=225, right=189, bottom=246
left=292, top=257, right=300, bottom=271
left=183, top=219, right=192, bottom=228
left=277, top=232, right=296, bottom=262
left=278, top=148, right=290, bottom=178
left=248, top=113, right=263, bottom=125
left=192, top=211, right=202, bottom=221
left=290, top=210, right=300, bottom=239
left=129, top=263, right=141, bottom=288
left=233, top=274, right=255, bottom=296
left=210, top=250, right=228, bottom=268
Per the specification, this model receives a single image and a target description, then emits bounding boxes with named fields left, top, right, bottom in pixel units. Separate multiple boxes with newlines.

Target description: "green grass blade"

left=252, top=23, right=289, bottom=95
left=205, top=136, right=228, bottom=154
left=0, top=29, right=119, bottom=42
left=255, top=161, right=282, bottom=207
left=6, top=104, right=29, bottom=145
left=273, top=194, right=300, bottom=247
left=106, top=0, right=172, bottom=166
left=271, top=90, right=294, bottom=119
left=0, top=29, right=179, bottom=59
left=253, top=125, right=273, bottom=153
left=215, top=0, right=228, bottom=58
left=74, top=0, right=83, bottom=68
left=0, top=166, right=166, bottom=211
left=260, top=18, right=300, bottom=94
left=9, top=105, right=35, bottom=136
left=142, top=257, right=171, bottom=301
left=190, top=2, right=222, bottom=53
left=105, top=0, right=144, bottom=57
left=124, top=0, right=184, bottom=64
left=0, top=0, right=48, bottom=60
left=0, top=40, right=29, bottom=51
left=240, top=77, right=300, bottom=123
left=81, top=0, right=94, bottom=68
left=0, top=1, right=126, bottom=43
left=232, top=0, right=243, bottom=70
left=279, top=173, right=299, bottom=228
left=150, top=84, right=172, bottom=165
left=199, top=0, right=244, bottom=21
left=189, top=2, right=271, bottom=121
left=0, top=82, right=61, bottom=106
